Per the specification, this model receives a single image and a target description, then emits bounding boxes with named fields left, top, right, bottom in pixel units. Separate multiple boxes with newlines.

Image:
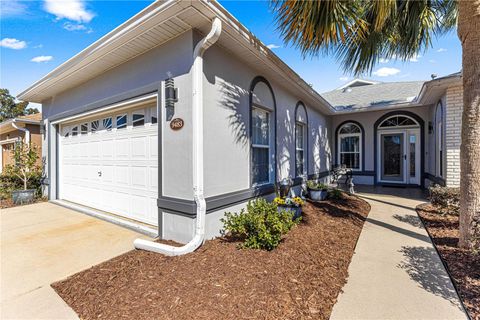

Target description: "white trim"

left=337, top=123, right=362, bottom=171
left=337, top=78, right=379, bottom=90
left=377, top=128, right=421, bottom=185
left=50, top=93, right=157, bottom=125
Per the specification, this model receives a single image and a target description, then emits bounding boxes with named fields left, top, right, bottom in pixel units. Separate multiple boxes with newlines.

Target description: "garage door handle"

left=98, top=171, right=102, bottom=177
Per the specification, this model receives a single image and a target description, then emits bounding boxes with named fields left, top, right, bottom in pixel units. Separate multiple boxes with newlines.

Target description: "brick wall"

left=445, top=84, right=463, bottom=187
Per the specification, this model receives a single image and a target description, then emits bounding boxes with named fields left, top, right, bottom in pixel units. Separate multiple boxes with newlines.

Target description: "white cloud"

left=44, top=0, right=95, bottom=23
left=63, top=22, right=91, bottom=32
left=379, top=58, right=389, bottom=64
left=0, top=38, right=27, bottom=49
left=373, top=67, right=401, bottom=77
left=429, top=59, right=437, bottom=64
left=409, top=54, right=422, bottom=62
left=0, top=1, right=27, bottom=18
left=33, top=44, right=44, bottom=49
left=266, top=44, right=281, bottom=49
left=437, top=48, right=447, bottom=53
left=31, top=55, right=53, bottom=63
left=339, top=76, right=349, bottom=81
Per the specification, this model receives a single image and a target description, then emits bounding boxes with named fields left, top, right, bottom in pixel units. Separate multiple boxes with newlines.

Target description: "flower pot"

left=12, top=189, right=35, bottom=205
left=277, top=205, right=302, bottom=219
left=309, top=189, right=327, bottom=201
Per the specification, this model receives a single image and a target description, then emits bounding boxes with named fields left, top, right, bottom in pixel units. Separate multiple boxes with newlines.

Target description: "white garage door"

left=59, top=103, right=158, bottom=226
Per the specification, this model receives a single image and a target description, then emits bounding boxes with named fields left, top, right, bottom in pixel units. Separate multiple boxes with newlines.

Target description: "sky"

left=1, top=0, right=462, bottom=110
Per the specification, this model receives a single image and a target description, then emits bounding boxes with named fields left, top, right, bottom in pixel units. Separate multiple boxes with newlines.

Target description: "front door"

left=378, top=129, right=420, bottom=185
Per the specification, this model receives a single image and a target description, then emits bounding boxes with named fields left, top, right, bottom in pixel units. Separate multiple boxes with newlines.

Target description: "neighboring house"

left=0, top=113, right=43, bottom=173
left=17, top=1, right=463, bottom=243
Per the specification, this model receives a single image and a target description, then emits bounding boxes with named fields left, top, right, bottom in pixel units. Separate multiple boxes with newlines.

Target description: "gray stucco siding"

left=202, top=42, right=331, bottom=199
left=331, top=106, right=431, bottom=184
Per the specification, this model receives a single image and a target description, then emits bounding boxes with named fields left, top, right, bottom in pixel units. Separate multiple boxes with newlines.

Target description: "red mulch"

left=417, top=204, right=480, bottom=320
left=52, top=194, right=370, bottom=320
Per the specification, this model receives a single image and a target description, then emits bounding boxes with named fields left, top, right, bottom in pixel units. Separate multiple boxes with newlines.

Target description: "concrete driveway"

left=1, top=202, right=148, bottom=320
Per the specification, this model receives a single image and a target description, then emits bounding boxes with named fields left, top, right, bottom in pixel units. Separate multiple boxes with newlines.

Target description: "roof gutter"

left=133, top=17, right=222, bottom=256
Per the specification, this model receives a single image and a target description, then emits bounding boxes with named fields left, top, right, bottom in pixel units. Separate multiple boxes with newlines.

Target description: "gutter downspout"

left=12, top=120, right=30, bottom=145
left=133, top=18, right=222, bottom=256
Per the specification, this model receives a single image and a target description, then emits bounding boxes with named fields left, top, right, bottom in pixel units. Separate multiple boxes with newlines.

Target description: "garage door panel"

left=59, top=105, right=158, bottom=227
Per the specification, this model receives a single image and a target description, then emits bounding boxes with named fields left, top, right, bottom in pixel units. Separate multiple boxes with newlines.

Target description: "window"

left=71, top=126, right=78, bottom=136
left=150, top=107, right=157, bottom=124
left=338, top=123, right=361, bottom=170
left=91, top=120, right=100, bottom=132
left=295, top=122, right=306, bottom=176
left=80, top=123, right=88, bottom=135
left=379, top=115, right=417, bottom=128
left=252, top=107, right=271, bottom=184
left=116, top=114, right=127, bottom=129
left=132, top=110, right=145, bottom=127
left=103, top=117, right=112, bottom=130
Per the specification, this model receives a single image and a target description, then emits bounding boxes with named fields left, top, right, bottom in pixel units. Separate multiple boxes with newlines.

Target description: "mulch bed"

left=52, top=194, right=370, bottom=320
left=0, top=197, right=46, bottom=209
left=417, top=204, right=480, bottom=320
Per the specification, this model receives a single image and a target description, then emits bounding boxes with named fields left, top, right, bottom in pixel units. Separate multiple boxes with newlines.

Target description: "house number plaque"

left=170, top=118, right=184, bottom=131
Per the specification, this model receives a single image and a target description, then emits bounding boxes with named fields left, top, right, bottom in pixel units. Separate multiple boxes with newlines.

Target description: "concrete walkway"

left=330, top=187, right=468, bottom=320
left=1, top=202, right=148, bottom=320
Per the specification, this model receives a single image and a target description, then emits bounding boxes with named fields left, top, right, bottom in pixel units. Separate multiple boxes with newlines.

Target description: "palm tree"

left=271, top=0, right=479, bottom=250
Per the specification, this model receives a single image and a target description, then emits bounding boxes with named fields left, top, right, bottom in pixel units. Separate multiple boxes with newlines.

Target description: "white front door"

left=378, top=128, right=420, bottom=185
left=58, top=103, right=158, bottom=225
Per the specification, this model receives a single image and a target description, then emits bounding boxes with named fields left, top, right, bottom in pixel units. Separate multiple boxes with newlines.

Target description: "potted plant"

left=307, top=180, right=328, bottom=201
left=5, top=141, right=40, bottom=205
left=273, top=196, right=304, bottom=219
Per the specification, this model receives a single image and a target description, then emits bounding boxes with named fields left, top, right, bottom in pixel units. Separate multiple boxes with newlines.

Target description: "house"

left=0, top=113, right=43, bottom=173
left=17, top=0, right=463, bottom=244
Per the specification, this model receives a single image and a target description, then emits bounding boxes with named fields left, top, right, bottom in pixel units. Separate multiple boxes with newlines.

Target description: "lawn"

left=52, top=194, right=370, bottom=320
left=417, top=204, right=480, bottom=320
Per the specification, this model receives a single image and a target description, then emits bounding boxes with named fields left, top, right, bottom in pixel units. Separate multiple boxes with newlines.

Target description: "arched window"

left=435, top=102, right=444, bottom=177
left=295, top=102, right=308, bottom=177
left=379, top=115, right=418, bottom=128
left=337, top=122, right=362, bottom=170
left=250, top=77, right=276, bottom=185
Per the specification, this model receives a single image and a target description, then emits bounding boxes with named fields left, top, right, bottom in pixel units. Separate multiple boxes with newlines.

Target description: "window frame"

left=251, top=106, right=273, bottom=186
left=295, top=121, right=306, bottom=177
left=337, top=122, right=362, bottom=171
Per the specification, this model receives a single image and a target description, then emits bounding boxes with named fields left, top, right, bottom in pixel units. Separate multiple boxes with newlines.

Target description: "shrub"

left=306, top=180, right=328, bottom=191
left=429, top=184, right=460, bottom=215
left=328, top=188, right=343, bottom=200
left=221, top=198, right=299, bottom=250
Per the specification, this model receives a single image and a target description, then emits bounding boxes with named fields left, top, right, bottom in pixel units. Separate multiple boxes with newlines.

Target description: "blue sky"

left=1, top=0, right=462, bottom=109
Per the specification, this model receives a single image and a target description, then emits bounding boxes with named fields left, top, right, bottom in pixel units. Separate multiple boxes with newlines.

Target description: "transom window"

left=61, top=104, right=157, bottom=138
left=252, top=107, right=271, bottom=185
left=338, top=122, right=362, bottom=170
left=379, top=115, right=418, bottom=128
left=295, top=122, right=306, bottom=177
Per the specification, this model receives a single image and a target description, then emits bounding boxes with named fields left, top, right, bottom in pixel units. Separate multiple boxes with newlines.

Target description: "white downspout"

left=133, top=18, right=222, bottom=256
left=12, top=119, right=30, bottom=145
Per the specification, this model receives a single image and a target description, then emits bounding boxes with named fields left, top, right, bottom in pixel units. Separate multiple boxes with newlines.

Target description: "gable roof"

left=323, top=81, right=424, bottom=112
left=17, top=0, right=334, bottom=114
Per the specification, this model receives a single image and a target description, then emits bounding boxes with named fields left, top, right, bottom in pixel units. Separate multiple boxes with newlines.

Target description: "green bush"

left=429, top=184, right=460, bottom=214
left=0, top=170, right=42, bottom=200
left=306, top=180, right=328, bottom=191
left=221, top=198, right=299, bottom=250
left=328, top=188, right=343, bottom=200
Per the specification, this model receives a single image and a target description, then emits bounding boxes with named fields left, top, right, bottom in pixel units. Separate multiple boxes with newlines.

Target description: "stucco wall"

left=331, top=106, right=431, bottom=185
left=201, top=42, right=332, bottom=198
left=41, top=31, right=196, bottom=201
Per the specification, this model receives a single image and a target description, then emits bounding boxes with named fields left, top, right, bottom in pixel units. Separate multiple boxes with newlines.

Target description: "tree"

left=4, top=141, right=40, bottom=190
left=0, top=88, right=39, bottom=122
left=271, top=0, right=479, bottom=250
